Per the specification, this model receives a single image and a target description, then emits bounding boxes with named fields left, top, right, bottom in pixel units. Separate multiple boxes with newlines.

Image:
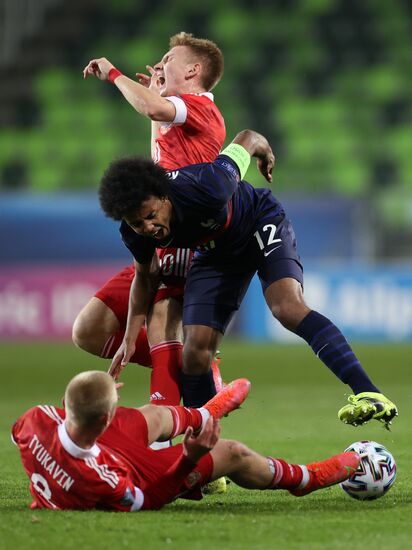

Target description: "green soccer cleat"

left=338, top=392, right=398, bottom=429
left=202, top=476, right=228, bottom=495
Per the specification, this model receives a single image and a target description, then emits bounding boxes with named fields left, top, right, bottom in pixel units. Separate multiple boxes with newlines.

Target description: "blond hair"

left=64, top=371, right=117, bottom=428
left=169, top=32, right=224, bottom=91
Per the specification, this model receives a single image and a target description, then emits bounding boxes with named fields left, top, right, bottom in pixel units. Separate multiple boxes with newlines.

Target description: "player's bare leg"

left=147, top=297, right=183, bottom=343
left=72, top=297, right=120, bottom=355
left=138, top=404, right=185, bottom=443
left=211, top=439, right=278, bottom=487
left=210, top=439, right=360, bottom=494
left=263, top=277, right=310, bottom=331
left=73, top=296, right=152, bottom=366
left=183, top=325, right=223, bottom=375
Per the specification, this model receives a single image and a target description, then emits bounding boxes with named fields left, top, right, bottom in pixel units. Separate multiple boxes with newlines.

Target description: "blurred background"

left=1, top=0, right=412, bottom=343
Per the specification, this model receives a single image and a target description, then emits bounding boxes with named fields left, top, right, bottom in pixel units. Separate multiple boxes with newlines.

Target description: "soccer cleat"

left=202, top=476, right=228, bottom=495
left=204, top=378, right=251, bottom=419
left=211, top=352, right=224, bottom=393
left=290, top=451, right=360, bottom=497
left=338, top=392, right=398, bottom=429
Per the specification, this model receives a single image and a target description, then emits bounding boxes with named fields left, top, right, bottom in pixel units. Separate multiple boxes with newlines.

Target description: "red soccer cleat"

left=290, top=451, right=360, bottom=496
left=204, top=378, right=251, bottom=419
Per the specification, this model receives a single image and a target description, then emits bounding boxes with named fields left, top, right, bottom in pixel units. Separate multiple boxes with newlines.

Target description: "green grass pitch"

left=1, top=341, right=411, bottom=550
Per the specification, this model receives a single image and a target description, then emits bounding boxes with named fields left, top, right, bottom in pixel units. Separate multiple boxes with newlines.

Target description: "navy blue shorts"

left=183, top=215, right=303, bottom=333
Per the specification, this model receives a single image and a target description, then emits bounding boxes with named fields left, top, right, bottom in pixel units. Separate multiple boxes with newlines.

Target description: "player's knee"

left=139, top=405, right=164, bottom=436
left=270, top=299, right=309, bottom=331
left=141, top=404, right=177, bottom=443
left=225, top=440, right=252, bottom=466
left=72, top=312, right=105, bottom=355
left=182, top=341, right=212, bottom=374
left=72, top=313, right=90, bottom=350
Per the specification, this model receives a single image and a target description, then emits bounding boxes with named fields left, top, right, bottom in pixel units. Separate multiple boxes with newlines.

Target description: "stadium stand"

left=0, top=0, right=411, bottom=255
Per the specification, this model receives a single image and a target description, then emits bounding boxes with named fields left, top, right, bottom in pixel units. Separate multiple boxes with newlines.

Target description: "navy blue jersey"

left=120, top=155, right=285, bottom=264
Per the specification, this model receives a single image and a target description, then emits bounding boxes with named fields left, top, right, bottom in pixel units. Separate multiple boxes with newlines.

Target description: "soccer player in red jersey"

left=12, top=371, right=360, bottom=511
left=75, top=33, right=225, bottom=408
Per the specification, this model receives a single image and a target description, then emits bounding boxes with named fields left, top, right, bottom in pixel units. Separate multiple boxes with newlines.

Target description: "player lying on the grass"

left=76, top=32, right=226, bottom=407
left=99, top=128, right=398, bottom=428
left=12, top=371, right=360, bottom=511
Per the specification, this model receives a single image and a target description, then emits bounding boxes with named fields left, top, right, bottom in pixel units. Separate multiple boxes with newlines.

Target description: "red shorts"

left=99, top=407, right=213, bottom=500
left=95, top=248, right=193, bottom=327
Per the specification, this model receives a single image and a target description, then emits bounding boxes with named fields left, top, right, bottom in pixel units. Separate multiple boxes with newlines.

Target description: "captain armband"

left=220, top=144, right=251, bottom=180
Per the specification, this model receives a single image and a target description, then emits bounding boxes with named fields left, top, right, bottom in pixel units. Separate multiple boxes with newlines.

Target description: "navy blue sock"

left=181, top=370, right=217, bottom=408
left=295, top=310, right=380, bottom=394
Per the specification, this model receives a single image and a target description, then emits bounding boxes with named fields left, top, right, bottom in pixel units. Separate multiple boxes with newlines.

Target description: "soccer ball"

left=340, top=440, right=396, bottom=500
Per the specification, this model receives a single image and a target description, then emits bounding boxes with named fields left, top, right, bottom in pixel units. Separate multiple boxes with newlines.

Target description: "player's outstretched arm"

left=231, top=129, right=275, bottom=183
left=135, top=65, right=164, bottom=158
left=108, top=258, right=160, bottom=380
left=83, top=57, right=176, bottom=122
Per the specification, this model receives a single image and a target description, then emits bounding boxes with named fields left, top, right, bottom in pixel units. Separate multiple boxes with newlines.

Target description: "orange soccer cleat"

left=290, top=451, right=360, bottom=496
left=204, top=378, right=251, bottom=420
left=210, top=354, right=224, bottom=393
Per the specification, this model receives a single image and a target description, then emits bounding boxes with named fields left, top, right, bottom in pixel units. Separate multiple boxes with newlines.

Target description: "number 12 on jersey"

left=254, top=224, right=282, bottom=252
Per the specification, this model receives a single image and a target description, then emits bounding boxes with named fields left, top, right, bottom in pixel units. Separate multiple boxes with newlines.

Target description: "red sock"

left=167, top=405, right=205, bottom=437
left=267, top=457, right=304, bottom=489
left=150, top=341, right=182, bottom=405
left=101, top=327, right=152, bottom=367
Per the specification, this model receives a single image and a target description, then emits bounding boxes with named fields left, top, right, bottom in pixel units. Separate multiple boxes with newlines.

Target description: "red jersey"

left=153, top=92, right=226, bottom=169
left=12, top=405, right=212, bottom=511
left=93, top=91, right=225, bottom=331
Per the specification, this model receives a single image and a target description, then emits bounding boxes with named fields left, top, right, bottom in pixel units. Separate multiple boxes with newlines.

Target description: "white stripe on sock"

left=297, top=465, right=310, bottom=489
left=198, top=407, right=211, bottom=429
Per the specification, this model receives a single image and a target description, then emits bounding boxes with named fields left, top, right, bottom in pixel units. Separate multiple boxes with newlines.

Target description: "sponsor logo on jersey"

left=218, top=160, right=240, bottom=181
left=150, top=392, right=166, bottom=401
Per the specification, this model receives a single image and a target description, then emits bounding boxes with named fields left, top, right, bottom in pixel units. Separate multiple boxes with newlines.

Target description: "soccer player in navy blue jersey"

left=99, top=129, right=398, bottom=428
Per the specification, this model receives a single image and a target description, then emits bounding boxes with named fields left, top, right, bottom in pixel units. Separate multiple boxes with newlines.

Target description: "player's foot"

left=204, top=378, right=251, bottom=419
left=211, top=351, right=224, bottom=393
left=202, top=476, right=228, bottom=495
left=290, top=451, right=360, bottom=496
left=338, top=392, right=398, bottom=428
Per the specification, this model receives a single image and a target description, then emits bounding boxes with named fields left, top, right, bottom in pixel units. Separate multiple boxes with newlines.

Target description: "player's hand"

left=232, top=130, right=275, bottom=183
left=257, top=151, right=275, bottom=184
left=136, top=65, right=163, bottom=94
left=182, top=417, right=220, bottom=462
left=108, top=340, right=135, bottom=380
left=83, top=57, right=115, bottom=81
left=115, top=382, right=124, bottom=401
